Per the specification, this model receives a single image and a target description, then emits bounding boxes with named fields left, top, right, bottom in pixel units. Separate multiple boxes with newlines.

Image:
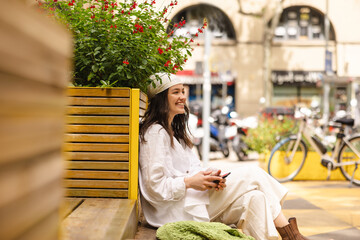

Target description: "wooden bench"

left=60, top=198, right=137, bottom=239
left=61, top=88, right=147, bottom=239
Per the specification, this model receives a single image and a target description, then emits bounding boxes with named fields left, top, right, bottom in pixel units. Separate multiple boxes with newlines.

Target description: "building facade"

left=164, top=0, right=360, bottom=118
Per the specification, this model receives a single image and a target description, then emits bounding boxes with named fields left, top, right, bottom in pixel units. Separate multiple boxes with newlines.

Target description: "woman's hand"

left=184, top=170, right=223, bottom=191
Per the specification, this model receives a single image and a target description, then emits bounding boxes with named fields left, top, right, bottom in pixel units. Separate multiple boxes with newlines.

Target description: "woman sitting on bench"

left=138, top=74, right=308, bottom=240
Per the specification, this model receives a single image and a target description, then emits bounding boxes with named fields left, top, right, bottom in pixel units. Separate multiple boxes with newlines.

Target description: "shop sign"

left=271, top=71, right=323, bottom=86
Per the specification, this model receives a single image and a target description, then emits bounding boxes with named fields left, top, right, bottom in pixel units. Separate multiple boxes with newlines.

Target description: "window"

left=272, top=6, right=335, bottom=41
left=167, top=4, right=236, bottom=41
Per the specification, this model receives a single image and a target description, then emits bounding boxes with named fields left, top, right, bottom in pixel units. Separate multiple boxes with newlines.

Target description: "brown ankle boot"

left=276, top=217, right=309, bottom=240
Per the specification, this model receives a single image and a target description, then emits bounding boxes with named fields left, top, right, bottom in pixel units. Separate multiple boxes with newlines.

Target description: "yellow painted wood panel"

left=64, top=189, right=128, bottom=198
left=63, top=143, right=129, bottom=152
left=64, top=152, right=129, bottom=161
left=68, top=97, right=130, bottom=106
left=66, top=124, right=129, bottom=134
left=64, top=134, right=129, bottom=143
left=67, top=87, right=130, bottom=97
left=64, top=170, right=129, bottom=179
left=129, top=89, right=140, bottom=200
left=64, top=161, right=129, bottom=170
left=66, top=116, right=129, bottom=125
left=67, top=106, right=129, bottom=115
left=63, top=179, right=128, bottom=189
left=0, top=180, right=62, bottom=240
left=0, top=152, right=62, bottom=209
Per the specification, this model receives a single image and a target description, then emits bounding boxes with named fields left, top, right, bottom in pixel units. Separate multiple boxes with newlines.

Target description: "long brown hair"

left=139, top=89, right=193, bottom=148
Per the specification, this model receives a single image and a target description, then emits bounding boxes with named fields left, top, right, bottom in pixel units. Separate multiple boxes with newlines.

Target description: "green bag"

left=156, top=221, right=255, bottom=240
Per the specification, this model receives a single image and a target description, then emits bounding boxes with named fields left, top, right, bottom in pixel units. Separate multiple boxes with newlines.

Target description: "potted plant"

left=38, top=0, right=206, bottom=199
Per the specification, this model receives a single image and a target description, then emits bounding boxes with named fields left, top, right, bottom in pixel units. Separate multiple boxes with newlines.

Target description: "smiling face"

left=167, top=83, right=186, bottom=123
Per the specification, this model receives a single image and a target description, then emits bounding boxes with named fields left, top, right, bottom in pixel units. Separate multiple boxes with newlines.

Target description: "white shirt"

left=139, top=124, right=210, bottom=227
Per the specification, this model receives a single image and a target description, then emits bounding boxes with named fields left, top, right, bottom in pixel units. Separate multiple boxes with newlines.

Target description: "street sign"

left=325, top=50, right=333, bottom=75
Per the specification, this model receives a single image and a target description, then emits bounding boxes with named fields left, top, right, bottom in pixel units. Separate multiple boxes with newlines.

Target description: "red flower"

left=121, top=10, right=125, bottom=14
left=54, top=0, right=58, bottom=2
left=149, top=26, right=152, bottom=29
left=164, top=60, right=171, bottom=67
left=158, top=48, right=164, bottom=54
left=123, top=60, right=129, bottom=65
left=68, top=1, right=73, bottom=6
left=91, top=14, right=95, bottom=19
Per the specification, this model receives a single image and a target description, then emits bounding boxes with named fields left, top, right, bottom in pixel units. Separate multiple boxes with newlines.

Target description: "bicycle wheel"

left=338, top=135, right=360, bottom=186
left=268, top=136, right=307, bottom=182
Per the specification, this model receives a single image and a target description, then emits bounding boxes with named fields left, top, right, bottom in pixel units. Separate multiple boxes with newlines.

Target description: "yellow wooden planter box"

left=265, top=151, right=346, bottom=180
left=63, top=87, right=147, bottom=199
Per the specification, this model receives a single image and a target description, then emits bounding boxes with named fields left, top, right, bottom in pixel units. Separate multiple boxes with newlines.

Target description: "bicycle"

left=267, top=109, right=360, bottom=186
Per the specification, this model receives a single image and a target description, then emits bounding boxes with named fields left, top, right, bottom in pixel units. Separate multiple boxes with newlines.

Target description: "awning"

left=175, top=70, right=234, bottom=85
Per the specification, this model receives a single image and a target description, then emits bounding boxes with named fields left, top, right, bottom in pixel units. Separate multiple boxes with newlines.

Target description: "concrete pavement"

left=207, top=151, right=360, bottom=240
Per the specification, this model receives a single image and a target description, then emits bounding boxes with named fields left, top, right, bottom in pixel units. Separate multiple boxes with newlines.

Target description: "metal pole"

left=323, top=0, right=330, bottom=126
left=202, top=29, right=211, bottom=167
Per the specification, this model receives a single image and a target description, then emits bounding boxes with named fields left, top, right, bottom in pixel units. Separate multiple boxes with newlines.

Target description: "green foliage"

left=39, top=0, right=204, bottom=92
left=244, top=116, right=297, bottom=154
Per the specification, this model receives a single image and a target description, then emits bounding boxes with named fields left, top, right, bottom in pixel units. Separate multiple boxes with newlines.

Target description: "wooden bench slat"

left=65, top=170, right=129, bottom=179
left=60, top=198, right=84, bottom=220
left=140, top=91, right=147, bottom=101
left=68, top=97, right=130, bottom=106
left=67, top=106, right=130, bottom=115
left=0, top=152, right=62, bottom=209
left=64, top=179, right=128, bottom=189
left=64, top=134, right=129, bottom=143
left=61, top=199, right=135, bottom=239
left=64, top=152, right=129, bottom=161
left=64, top=189, right=128, bottom=198
left=66, top=125, right=129, bottom=134
left=63, top=143, right=129, bottom=152
left=0, top=131, right=62, bottom=165
left=66, top=116, right=130, bottom=125
left=67, top=88, right=130, bottom=97
left=139, top=100, right=147, bottom=109
left=65, top=161, right=129, bottom=170
left=21, top=210, right=59, bottom=240
left=139, top=108, right=146, bottom=117
left=0, top=180, right=62, bottom=240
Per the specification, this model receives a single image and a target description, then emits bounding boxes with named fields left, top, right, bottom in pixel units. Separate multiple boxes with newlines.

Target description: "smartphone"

left=213, top=172, right=231, bottom=184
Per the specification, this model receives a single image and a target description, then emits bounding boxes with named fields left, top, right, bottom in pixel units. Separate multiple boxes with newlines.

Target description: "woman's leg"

left=274, top=212, right=289, bottom=228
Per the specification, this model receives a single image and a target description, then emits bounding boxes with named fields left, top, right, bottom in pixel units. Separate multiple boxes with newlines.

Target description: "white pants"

left=207, top=166, right=288, bottom=240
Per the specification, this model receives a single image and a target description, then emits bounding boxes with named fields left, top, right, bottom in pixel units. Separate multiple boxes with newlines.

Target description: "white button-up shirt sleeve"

left=139, top=124, right=210, bottom=226
left=139, top=124, right=187, bottom=203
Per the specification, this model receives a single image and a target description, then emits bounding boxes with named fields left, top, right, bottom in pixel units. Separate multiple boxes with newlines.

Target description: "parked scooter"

left=228, top=115, right=257, bottom=161
left=191, top=107, right=230, bottom=159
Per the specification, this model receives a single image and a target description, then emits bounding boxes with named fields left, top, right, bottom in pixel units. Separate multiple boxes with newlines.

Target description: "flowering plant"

left=38, top=0, right=206, bottom=91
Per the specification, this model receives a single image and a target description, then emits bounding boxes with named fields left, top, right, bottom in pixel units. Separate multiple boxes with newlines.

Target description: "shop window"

left=167, top=4, right=236, bottom=41
left=271, top=6, right=335, bottom=41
